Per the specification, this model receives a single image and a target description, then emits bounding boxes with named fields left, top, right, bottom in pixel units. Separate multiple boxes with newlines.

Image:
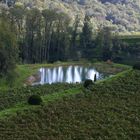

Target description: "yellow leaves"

left=15, top=2, right=24, bottom=7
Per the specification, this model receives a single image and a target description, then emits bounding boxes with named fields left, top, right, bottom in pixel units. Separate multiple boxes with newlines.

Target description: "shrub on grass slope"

left=28, top=95, right=42, bottom=105
left=83, top=79, right=93, bottom=88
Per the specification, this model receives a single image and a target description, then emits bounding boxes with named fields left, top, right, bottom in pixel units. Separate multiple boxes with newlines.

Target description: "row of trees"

left=0, top=5, right=139, bottom=78
left=0, top=6, right=95, bottom=64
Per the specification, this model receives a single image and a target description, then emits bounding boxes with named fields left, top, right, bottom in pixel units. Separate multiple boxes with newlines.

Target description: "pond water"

left=33, top=65, right=109, bottom=85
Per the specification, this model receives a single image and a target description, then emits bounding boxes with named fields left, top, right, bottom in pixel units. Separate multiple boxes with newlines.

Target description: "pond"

left=32, top=65, right=109, bottom=85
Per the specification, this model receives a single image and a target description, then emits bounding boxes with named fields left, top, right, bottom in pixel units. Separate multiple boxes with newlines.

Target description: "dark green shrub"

left=28, top=95, right=42, bottom=105
left=83, top=79, right=93, bottom=88
left=133, top=63, right=140, bottom=70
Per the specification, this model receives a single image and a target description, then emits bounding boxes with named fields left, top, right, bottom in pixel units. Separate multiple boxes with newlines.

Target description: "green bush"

left=28, top=95, right=42, bottom=105
left=133, top=63, right=140, bottom=70
left=83, top=79, right=93, bottom=88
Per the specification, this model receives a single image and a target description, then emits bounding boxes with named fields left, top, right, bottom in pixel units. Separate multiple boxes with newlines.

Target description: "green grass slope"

left=0, top=69, right=139, bottom=140
left=0, top=61, right=129, bottom=90
left=0, top=62, right=129, bottom=112
left=0, top=83, right=79, bottom=111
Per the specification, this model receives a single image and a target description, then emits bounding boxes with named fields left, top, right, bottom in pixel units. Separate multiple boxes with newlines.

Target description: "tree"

left=8, top=5, right=26, bottom=63
left=95, top=28, right=104, bottom=60
left=0, top=19, right=17, bottom=79
left=80, top=15, right=93, bottom=59
left=70, top=15, right=80, bottom=60
left=95, top=27, right=113, bottom=61
left=54, top=12, right=71, bottom=61
left=9, top=5, right=25, bottom=40
left=112, top=35, right=122, bottom=62
left=102, top=27, right=113, bottom=60
left=42, top=10, right=71, bottom=62
left=42, top=9, right=58, bottom=62
left=25, top=8, right=42, bottom=63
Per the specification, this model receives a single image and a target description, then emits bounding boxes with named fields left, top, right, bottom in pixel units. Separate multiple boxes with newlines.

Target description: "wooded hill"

left=1, top=0, right=140, bottom=32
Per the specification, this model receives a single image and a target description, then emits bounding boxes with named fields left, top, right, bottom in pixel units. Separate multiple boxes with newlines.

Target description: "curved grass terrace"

left=0, top=62, right=139, bottom=140
left=0, top=61, right=130, bottom=90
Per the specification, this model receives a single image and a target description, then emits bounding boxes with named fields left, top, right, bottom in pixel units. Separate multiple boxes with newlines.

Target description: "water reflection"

left=34, top=65, right=107, bottom=85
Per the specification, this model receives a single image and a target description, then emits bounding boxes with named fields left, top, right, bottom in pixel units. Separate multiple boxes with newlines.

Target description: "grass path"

left=0, top=87, right=80, bottom=119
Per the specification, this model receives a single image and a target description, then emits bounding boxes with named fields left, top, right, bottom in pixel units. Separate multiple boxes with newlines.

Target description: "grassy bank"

left=0, top=61, right=130, bottom=111
left=0, top=83, right=79, bottom=111
left=0, top=62, right=82, bottom=90
left=0, top=68, right=139, bottom=139
left=0, top=87, right=80, bottom=119
left=92, top=62, right=130, bottom=74
left=0, top=61, right=130, bottom=90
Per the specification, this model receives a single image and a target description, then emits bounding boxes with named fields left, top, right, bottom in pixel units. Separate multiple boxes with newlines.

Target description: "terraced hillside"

left=0, top=67, right=140, bottom=139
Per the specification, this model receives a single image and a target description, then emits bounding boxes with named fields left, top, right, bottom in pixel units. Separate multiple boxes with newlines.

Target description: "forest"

left=0, top=5, right=140, bottom=79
